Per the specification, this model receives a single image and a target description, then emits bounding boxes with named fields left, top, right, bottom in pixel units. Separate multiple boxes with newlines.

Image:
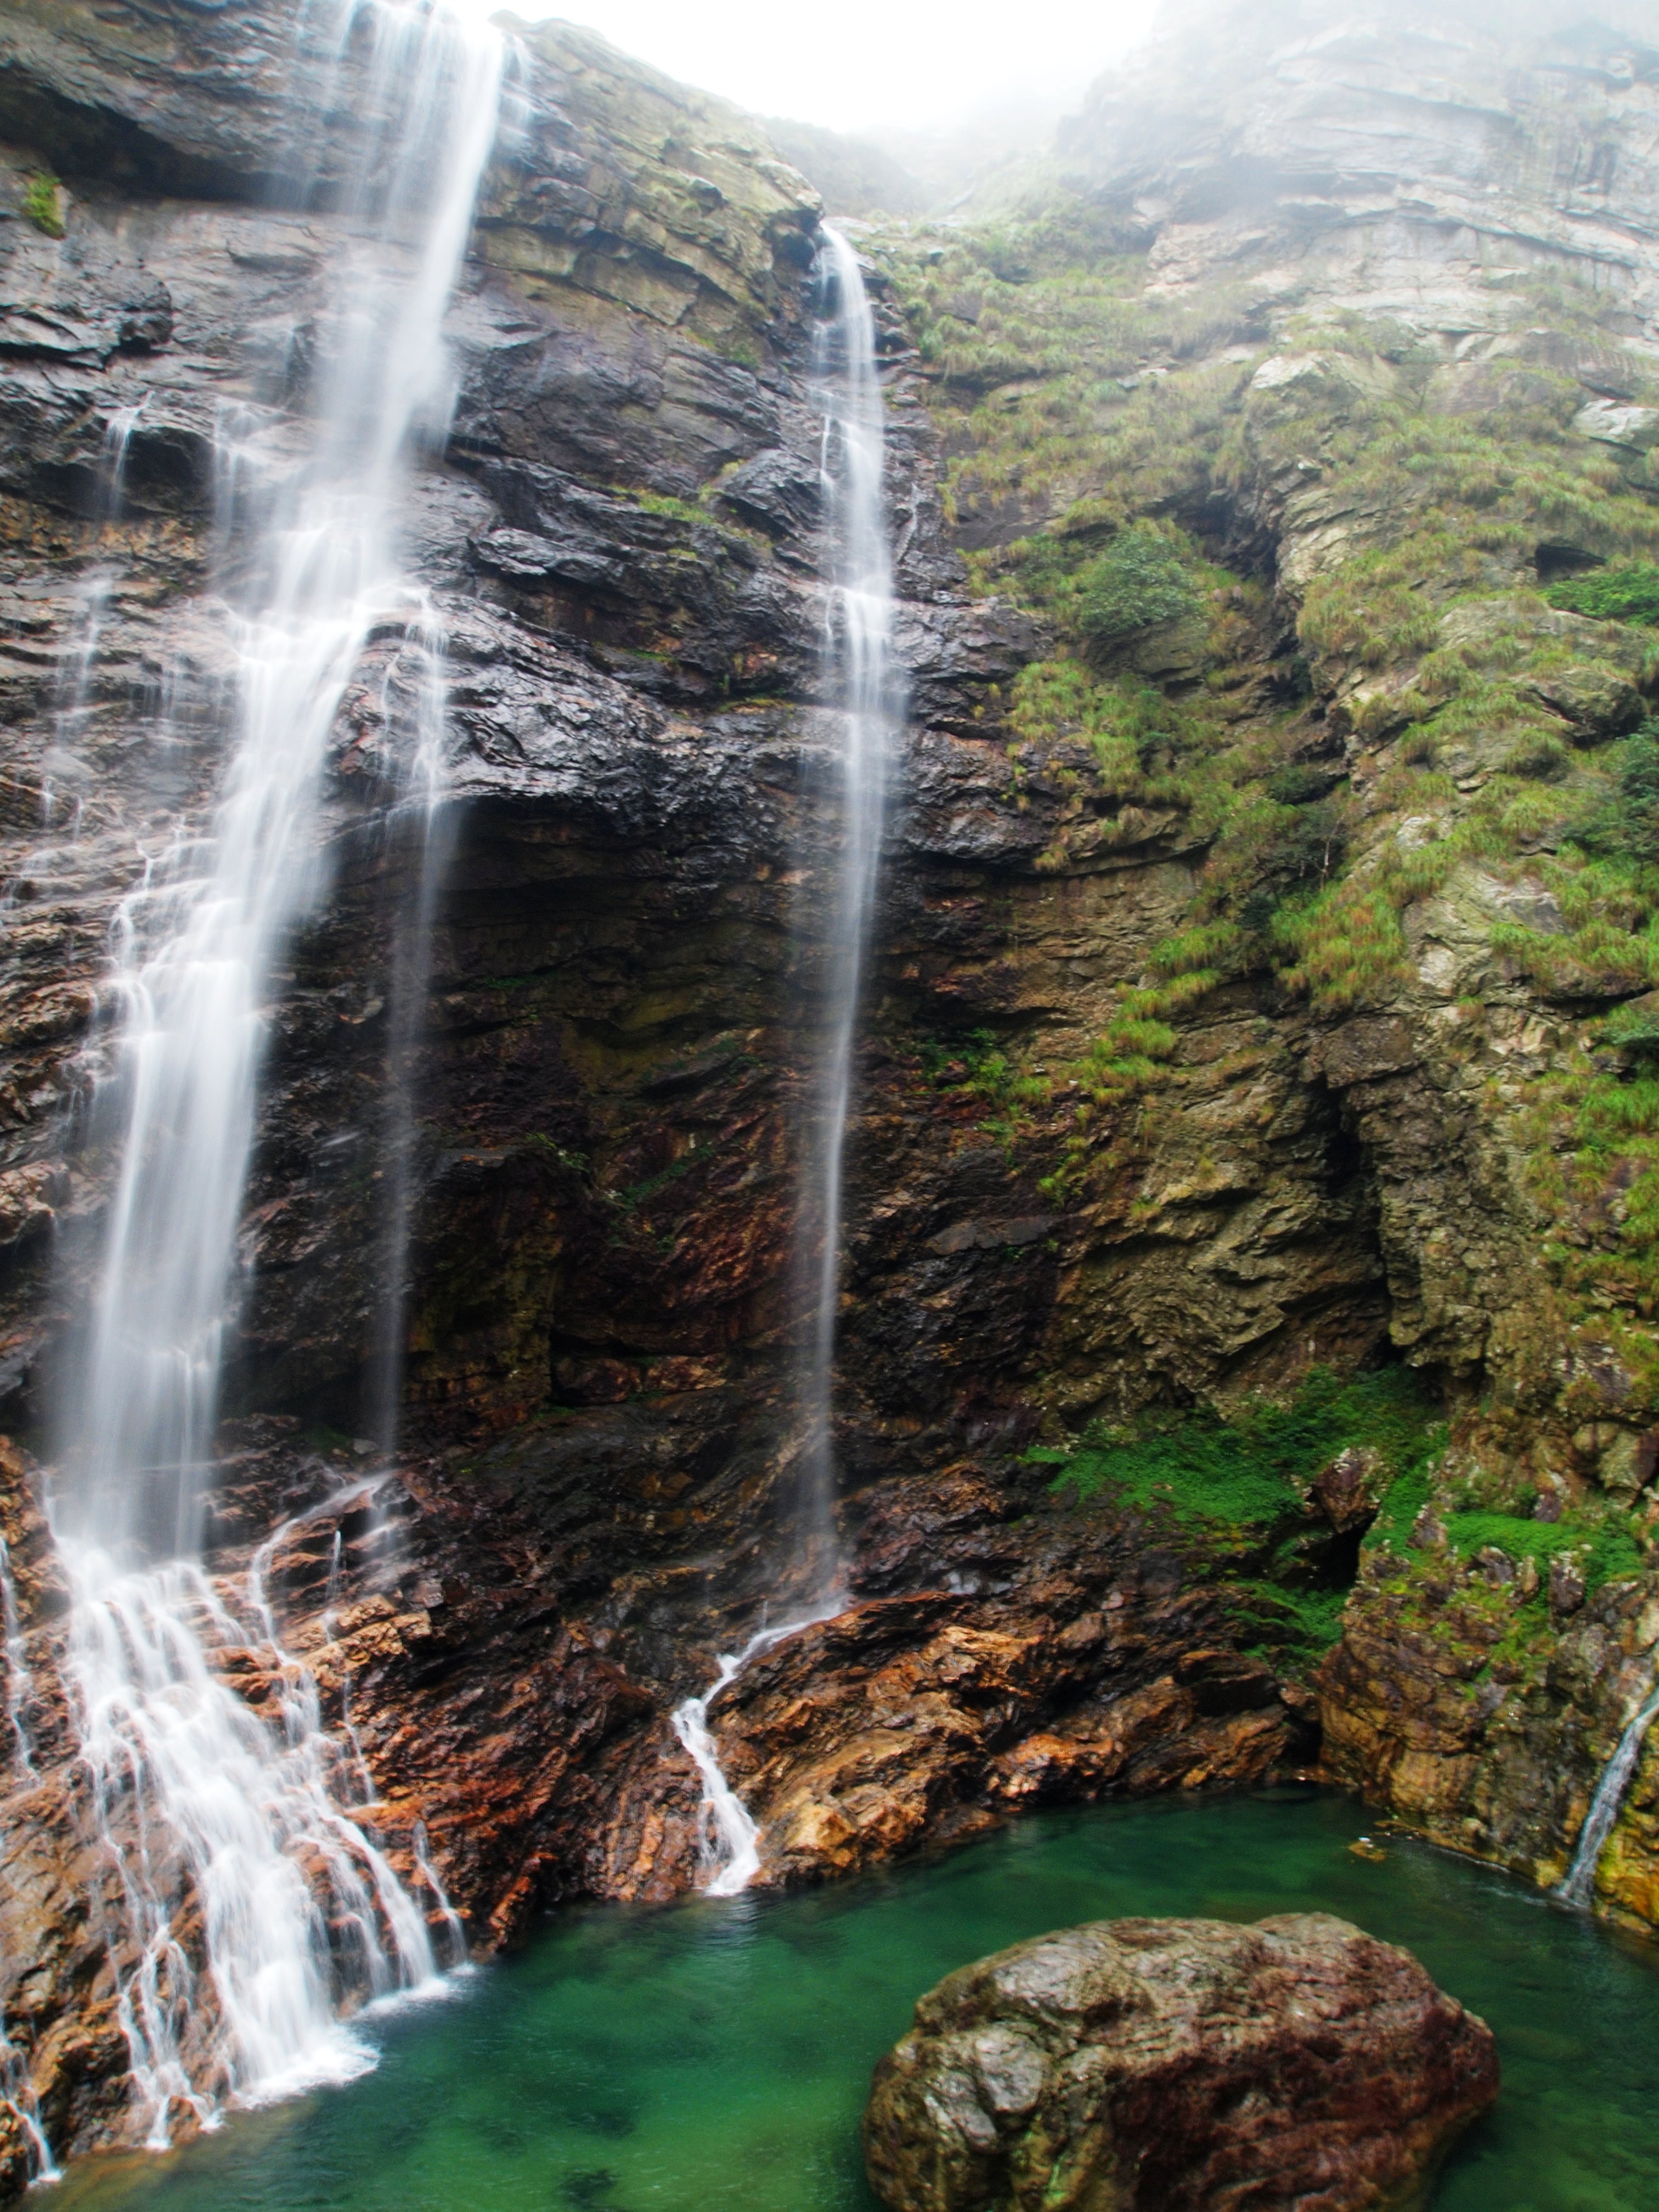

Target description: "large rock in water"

left=863, top=1913, right=1499, bottom=2212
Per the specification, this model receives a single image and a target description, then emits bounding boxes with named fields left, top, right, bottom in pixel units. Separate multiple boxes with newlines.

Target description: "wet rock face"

left=862, top=1913, right=1500, bottom=2212
left=591, top=1464, right=1304, bottom=1898
left=0, top=1427, right=1307, bottom=2179
left=0, top=6, right=1351, bottom=2171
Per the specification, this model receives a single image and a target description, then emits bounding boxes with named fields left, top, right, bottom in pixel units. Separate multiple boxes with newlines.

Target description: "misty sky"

left=490, top=0, right=1164, bottom=134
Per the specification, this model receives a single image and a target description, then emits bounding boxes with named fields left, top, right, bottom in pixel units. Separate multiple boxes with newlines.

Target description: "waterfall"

left=39, top=403, right=142, bottom=837
left=1558, top=1678, right=1659, bottom=1909
left=672, top=226, right=899, bottom=1893
left=40, top=0, right=503, bottom=2147
left=797, top=225, right=898, bottom=1590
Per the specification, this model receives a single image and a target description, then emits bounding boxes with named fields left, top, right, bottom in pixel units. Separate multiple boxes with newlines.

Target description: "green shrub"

left=1603, top=1002, right=1659, bottom=1059
left=1545, top=562, right=1659, bottom=626
left=1622, top=723, right=1659, bottom=810
left=1567, top=722, right=1659, bottom=860
left=1072, top=526, right=1200, bottom=654
left=1264, top=763, right=1333, bottom=806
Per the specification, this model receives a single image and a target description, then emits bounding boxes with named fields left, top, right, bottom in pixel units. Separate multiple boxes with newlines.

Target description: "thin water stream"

left=796, top=225, right=897, bottom=1577
left=40, top=1793, right=1659, bottom=2212
left=1560, top=1675, right=1659, bottom=1908
left=669, top=226, right=900, bottom=1893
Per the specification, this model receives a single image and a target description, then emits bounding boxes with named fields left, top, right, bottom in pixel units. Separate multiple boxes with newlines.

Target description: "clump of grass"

left=20, top=173, right=64, bottom=239
left=1545, top=562, right=1659, bottom=626
left=1007, top=661, right=1239, bottom=826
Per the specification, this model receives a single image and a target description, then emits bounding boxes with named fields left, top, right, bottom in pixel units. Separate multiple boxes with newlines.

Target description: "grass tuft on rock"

left=20, top=173, right=64, bottom=238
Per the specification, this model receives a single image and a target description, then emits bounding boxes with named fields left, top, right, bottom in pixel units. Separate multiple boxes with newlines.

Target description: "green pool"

left=53, top=1790, right=1659, bottom=2212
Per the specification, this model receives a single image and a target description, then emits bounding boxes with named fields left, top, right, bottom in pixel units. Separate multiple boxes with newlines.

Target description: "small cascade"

left=670, top=1611, right=839, bottom=1898
left=40, top=403, right=142, bottom=834
left=1558, top=1679, right=1659, bottom=1909
left=674, top=227, right=898, bottom=1896
left=0, top=2032, right=59, bottom=2188
left=43, top=0, right=504, bottom=2146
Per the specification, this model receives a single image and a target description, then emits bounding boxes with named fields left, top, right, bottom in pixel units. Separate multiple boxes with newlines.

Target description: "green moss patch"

left=1035, top=1367, right=1442, bottom=1527
left=1440, top=1507, right=1644, bottom=1595
left=1031, top=1369, right=1444, bottom=1666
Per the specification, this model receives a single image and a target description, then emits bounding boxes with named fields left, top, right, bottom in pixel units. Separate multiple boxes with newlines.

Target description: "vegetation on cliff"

left=1034, top=1369, right=1443, bottom=1666
left=871, top=167, right=1659, bottom=1404
left=866, top=37, right=1659, bottom=1909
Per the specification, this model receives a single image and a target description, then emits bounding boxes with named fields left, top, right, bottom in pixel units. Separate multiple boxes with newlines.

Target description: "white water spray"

left=0, top=1535, right=37, bottom=1781
left=673, top=227, right=898, bottom=1895
left=44, top=0, right=502, bottom=2146
left=1559, top=1676, right=1659, bottom=1909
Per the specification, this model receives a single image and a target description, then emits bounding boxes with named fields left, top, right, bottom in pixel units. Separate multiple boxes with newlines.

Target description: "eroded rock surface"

left=862, top=1913, right=1499, bottom=2212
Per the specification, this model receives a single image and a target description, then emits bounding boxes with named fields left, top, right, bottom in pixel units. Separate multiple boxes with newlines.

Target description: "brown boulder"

left=862, top=1912, right=1498, bottom=2212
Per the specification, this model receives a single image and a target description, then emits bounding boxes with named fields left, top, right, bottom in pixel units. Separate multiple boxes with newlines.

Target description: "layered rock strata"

left=868, top=0, right=1659, bottom=1922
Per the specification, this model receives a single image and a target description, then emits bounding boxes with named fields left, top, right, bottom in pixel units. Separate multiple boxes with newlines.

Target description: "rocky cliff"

left=860, top=0, right=1659, bottom=1924
left=2, top=0, right=1659, bottom=2190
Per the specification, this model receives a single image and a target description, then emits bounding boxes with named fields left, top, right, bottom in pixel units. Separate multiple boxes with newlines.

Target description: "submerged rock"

left=863, top=1912, right=1498, bottom=2212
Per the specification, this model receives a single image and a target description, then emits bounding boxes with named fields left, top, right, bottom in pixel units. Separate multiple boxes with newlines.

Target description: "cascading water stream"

left=672, top=227, right=899, bottom=1895
left=1558, top=1675, right=1659, bottom=1909
left=672, top=1622, right=807, bottom=1900
left=40, top=0, right=503, bottom=2148
left=363, top=601, right=456, bottom=1454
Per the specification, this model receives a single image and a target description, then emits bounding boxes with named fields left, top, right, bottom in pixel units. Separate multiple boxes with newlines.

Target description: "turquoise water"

left=54, top=1790, right=1659, bottom=2212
